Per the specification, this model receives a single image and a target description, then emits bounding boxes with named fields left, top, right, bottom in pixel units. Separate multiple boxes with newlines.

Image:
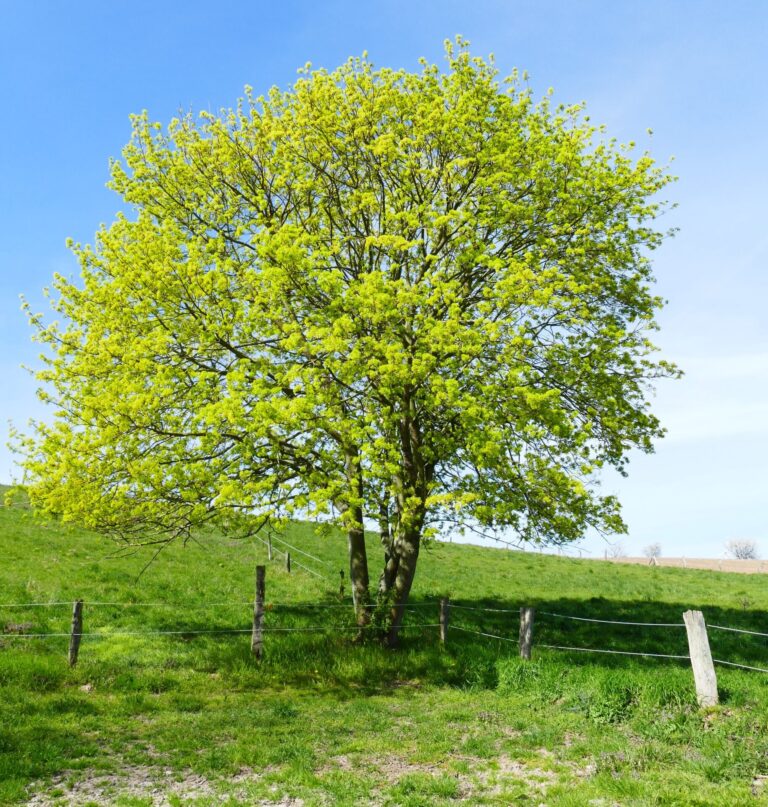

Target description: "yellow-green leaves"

left=19, top=38, right=676, bottom=553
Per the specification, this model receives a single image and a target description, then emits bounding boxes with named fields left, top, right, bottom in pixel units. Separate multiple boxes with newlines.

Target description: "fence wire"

left=708, top=623, right=768, bottom=638
left=540, top=611, right=685, bottom=628
left=4, top=596, right=768, bottom=676
left=537, top=643, right=691, bottom=661
left=713, top=658, right=768, bottom=673
left=1, top=622, right=442, bottom=640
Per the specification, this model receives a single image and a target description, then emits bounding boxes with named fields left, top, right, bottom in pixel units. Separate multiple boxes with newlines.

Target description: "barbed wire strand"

left=449, top=625, right=517, bottom=643
left=540, top=611, right=685, bottom=628
left=450, top=626, right=690, bottom=660
left=537, top=643, right=691, bottom=660
left=1, top=622, right=442, bottom=639
left=0, top=599, right=440, bottom=610
left=708, top=624, right=768, bottom=638
left=6, top=622, right=768, bottom=673
left=266, top=534, right=331, bottom=567
left=713, top=658, right=768, bottom=674
left=253, top=536, right=327, bottom=580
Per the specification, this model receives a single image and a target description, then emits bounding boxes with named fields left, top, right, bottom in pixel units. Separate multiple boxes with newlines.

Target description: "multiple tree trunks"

left=58, top=583, right=722, bottom=712
left=19, top=46, right=674, bottom=659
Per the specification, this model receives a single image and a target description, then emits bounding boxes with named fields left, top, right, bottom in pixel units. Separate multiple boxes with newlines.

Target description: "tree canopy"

left=17, top=39, right=677, bottom=643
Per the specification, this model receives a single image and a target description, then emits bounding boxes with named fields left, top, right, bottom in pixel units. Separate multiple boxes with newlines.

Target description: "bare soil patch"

left=24, top=765, right=299, bottom=807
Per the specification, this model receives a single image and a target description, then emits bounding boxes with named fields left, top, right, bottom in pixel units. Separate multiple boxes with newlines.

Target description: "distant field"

left=3, top=486, right=768, bottom=805
left=607, top=557, right=768, bottom=574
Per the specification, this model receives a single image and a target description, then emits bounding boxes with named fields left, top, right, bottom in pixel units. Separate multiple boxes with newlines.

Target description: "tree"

left=643, top=542, right=662, bottom=559
left=16, top=39, right=677, bottom=645
left=606, top=542, right=627, bottom=560
left=725, top=539, right=759, bottom=560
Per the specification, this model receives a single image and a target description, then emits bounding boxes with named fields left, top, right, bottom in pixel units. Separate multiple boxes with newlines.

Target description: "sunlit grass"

left=2, top=487, right=768, bottom=805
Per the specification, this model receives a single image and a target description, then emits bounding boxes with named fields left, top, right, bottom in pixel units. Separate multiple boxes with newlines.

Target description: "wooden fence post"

left=68, top=599, right=83, bottom=667
left=683, top=609, right=718, bottom=707
left=519, top=607, right=535, bottom=660
left=439, top=598, right=450, bottom=644
left=251, top=565, right=266, bottom=660
left=285, top=552, right=291, bottom=573
left=267, top=535, right=273, bottom=561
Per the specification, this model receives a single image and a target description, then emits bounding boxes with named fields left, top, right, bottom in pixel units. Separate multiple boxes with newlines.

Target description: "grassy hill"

left=2, top=488, right=768, bottom=805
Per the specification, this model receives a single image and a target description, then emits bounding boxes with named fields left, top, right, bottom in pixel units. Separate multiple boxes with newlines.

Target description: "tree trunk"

left=378, top=551, right=399, bottom=599
left=347, top=516, right=370, bottom=627
left=341, top=450, right=370, bottom=628
left=384, top=529, right=420, bottom=647
left=377, top=503, right=398, bottom=598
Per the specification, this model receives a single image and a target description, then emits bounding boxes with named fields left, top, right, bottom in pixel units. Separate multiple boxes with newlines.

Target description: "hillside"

left=2, top=492, right=768, bottom=805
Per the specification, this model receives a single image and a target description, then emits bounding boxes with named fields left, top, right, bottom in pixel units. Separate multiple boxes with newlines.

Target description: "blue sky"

left=1, top=1, right=766, bottom=558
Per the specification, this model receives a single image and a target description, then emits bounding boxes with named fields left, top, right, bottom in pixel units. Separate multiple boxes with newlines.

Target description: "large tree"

left=18, top=40, right=677, bottom=644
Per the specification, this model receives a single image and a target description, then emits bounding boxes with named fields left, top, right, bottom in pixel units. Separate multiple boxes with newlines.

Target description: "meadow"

left=3, top=486, right=768, bottom=806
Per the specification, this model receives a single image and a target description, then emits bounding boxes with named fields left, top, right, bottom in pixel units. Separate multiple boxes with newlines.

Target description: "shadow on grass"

left=5, top=594, right=768, bottom=805
left=127, top=593, right=768, bottom=700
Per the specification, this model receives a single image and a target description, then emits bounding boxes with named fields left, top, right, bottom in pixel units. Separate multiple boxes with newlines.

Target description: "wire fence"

left=3, top=596, right=768, bottom=689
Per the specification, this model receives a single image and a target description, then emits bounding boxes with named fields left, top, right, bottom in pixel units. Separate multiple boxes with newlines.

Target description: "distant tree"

left=725, top=539, right=759, bottom=560
left=607, top=543, right=627, bottom=559
left=15, top=39, right=677, bottom=645
left=643, top=542, right=662, bottom=559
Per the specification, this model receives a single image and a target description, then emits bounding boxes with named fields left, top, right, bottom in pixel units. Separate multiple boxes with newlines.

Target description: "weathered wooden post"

left=68, top=599, right=83, bottom=667
left=251, top=565, right=266, bottom=660
left=267, top=535, right=273, bottom=561
left=519, top=607, right=535, bottom=660
left=439, top=598, right=450, bottom=645
left=285, top=552, right=291, bottom=573
left=683, top=609, right=718, bottom=707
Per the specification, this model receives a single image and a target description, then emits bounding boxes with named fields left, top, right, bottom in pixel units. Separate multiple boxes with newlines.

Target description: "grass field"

left=3, top=486, right=768, bottom=806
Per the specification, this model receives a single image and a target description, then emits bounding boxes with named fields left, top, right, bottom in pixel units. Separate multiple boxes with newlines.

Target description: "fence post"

left=68, top=599, right=83, bottom=667
left=439, top=598, right=450, bottom=644
left=339, top=570, right=344, bottom=599
left=683, top=610, right=718, bottom=707
left=285, top=552, right=291, bottom=573
left=267, top=535, right=273, bottom=561
left=519, top=607, right=535, bottom=660
left=251, top=565, right=266, bottom=660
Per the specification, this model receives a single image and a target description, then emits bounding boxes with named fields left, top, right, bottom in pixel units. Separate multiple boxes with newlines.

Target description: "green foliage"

left=16, top=40, right=676, bottom=577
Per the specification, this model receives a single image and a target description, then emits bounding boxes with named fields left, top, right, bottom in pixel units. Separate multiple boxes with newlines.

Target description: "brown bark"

left=384, top=529, right=420, bottom=647
left=377, top=502, right=398, bottom=598
left=347, top=517, right=370, bottom=627
left=343, top=450, right=370, bottom=628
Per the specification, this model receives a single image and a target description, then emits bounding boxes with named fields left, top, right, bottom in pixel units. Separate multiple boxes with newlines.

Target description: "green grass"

left=3, top=485, right=768, bottom=805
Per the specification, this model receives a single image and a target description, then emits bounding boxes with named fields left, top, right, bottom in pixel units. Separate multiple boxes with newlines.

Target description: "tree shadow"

left=153, top=593, right=768, bottom=701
